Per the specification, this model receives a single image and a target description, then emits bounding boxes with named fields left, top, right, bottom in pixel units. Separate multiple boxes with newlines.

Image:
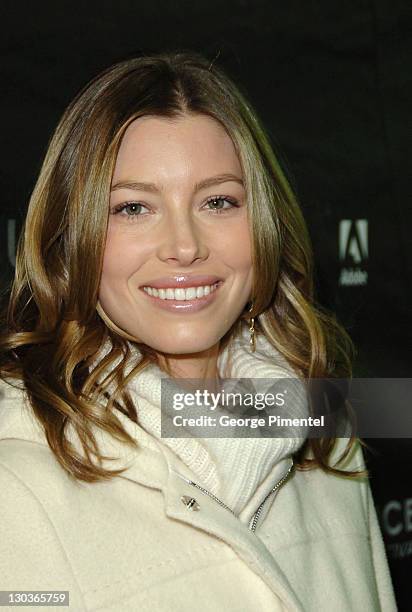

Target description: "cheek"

left=217, top=220, right=253, bottom=271
left=100, top=228, right=144, bottom=286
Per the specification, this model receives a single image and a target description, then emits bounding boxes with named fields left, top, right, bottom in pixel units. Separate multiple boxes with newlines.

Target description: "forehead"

left=113, top=113, right=242, bottom=181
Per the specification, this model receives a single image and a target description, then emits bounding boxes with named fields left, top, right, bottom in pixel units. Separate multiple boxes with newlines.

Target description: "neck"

left=157, top=342, right=220, bottom=383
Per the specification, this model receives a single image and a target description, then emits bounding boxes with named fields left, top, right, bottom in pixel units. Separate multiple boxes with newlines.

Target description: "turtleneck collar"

left=124, top=323, right=308, bottom=516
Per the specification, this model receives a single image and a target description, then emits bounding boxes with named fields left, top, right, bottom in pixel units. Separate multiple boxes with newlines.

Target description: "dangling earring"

left=248, top=302, right=256, bottom=353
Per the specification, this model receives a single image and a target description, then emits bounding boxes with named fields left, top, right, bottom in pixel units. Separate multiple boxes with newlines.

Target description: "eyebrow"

left=110, top=173, right=244, bottom=193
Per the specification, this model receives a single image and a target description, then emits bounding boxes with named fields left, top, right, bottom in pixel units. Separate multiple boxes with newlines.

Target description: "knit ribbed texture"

left=124, top=323, right=308, bottom=516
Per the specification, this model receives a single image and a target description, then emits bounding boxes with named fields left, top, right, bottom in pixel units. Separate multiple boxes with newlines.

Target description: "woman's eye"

left=112, top=202, right=148, bottom=218
left=204, top=196, right=238, bottom=213
left=111, top=196, right=238, bottom=221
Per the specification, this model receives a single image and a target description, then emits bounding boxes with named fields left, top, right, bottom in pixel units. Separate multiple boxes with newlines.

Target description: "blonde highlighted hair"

left=0, top=50, right=367, bottom=482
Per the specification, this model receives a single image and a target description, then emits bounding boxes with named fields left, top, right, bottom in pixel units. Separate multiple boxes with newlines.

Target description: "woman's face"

left=99, top=113, right=253, bottom=355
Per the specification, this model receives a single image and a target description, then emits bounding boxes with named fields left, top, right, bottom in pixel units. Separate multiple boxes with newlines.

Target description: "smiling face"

left=98, top=113, right=253, bottom=357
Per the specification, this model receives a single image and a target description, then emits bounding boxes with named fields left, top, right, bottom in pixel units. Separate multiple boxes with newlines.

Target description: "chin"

left=141, top=333, right=221, bottom=357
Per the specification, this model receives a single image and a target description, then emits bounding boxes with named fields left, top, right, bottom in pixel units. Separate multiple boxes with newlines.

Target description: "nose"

left=156, top=211, right=209, bottom=266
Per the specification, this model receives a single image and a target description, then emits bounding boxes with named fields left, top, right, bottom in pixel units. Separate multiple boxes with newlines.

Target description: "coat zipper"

left=176, top=459, right=294, bottom=533
left=248, top=460, right=294, bottom=532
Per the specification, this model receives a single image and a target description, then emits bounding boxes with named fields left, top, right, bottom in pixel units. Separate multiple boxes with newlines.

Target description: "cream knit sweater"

left=122, top=323, right=308, bottom=516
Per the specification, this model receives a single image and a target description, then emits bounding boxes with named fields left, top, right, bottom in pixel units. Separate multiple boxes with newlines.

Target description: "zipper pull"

left=172, top=469, right=236, bottom=515
left=180, top=495, right=200, bottom=511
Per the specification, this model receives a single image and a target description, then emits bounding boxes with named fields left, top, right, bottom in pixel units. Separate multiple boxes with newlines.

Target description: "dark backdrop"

left=0, top=1, right=411, bottom=608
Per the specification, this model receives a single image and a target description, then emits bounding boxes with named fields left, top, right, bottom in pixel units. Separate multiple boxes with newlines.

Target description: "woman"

left=0, top=51, right=396, bottom=611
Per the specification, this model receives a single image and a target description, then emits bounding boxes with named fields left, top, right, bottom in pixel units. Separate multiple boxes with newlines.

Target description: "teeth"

left=185, top=287, right=196, bottom=300
left=174, top=288, right=186, bottom=300
left=143, top=283, right=220, bottom=301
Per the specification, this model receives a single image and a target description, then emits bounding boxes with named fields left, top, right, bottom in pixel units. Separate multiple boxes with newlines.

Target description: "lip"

left=139, top=280, right=224, bottom=313
left=139, top=275, right=223, bottom=289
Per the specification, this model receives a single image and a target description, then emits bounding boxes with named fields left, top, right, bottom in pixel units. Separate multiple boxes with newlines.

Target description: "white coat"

left=0, top=378, right=397, bottom=611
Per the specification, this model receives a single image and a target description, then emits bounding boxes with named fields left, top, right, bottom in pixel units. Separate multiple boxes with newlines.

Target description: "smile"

left=140, top=281, right=224, bottom=313
left=142, top=282, right=220, bottom=301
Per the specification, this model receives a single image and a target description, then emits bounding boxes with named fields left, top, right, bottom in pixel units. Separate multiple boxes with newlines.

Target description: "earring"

left=248, top=302, right=256, bottom=353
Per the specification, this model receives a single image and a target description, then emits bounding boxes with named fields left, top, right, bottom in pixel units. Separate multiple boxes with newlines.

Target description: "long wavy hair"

left=0, top=50, right=367, bottom=482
